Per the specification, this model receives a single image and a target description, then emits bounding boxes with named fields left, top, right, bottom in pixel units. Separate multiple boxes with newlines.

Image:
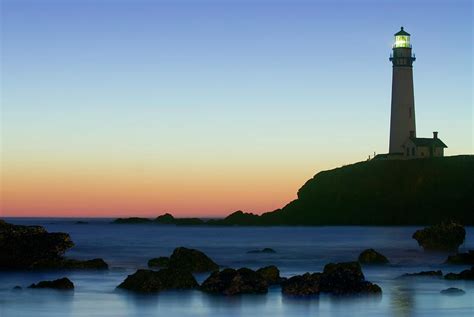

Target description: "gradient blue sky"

left=1, top=0, right=473, bottom=216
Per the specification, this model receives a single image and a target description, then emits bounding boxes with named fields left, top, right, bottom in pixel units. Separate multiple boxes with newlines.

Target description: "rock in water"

left=200, top=268, right=268, bottom=295
left=399, top=270, right=443, bottom=278
left=256, top=265, right=283, bottom=285
left=445, top=250, right=474, bottom=265
left=117, top=268, right=198, bottom=293
left=0, top=220, right=74, bottom=269
left=148, top=257, right=170, bottom=268
left=444, top=266, right=474, bottom=280
left=412, top=222, right=466, bottom=251
left=247, top=248, right=276, bottom=254
left=168, top=247, right=218, bottom=272
left=358, top=249, right=389, bottom=264
left=29, top=277, right=74, bottom=290
left=440, top=287, right=465, bottom=295
left=320, top=261, right=382, bottom=295
left=281, top=273, right=322, bottom=296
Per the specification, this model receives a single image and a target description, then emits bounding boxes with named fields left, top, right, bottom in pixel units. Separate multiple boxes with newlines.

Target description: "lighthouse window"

left=412, top=148, right=415, bottom=156
left=409, top=107, right=412, bottom=118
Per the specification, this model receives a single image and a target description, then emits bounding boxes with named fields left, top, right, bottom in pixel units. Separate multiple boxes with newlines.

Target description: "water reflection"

left=390, top=281, right=416, bottom=317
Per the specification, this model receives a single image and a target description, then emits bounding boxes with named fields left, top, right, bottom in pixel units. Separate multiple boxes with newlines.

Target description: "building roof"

left=410, top=137, right=448, bottom=148
left=395, top=27, right=410, bottom=36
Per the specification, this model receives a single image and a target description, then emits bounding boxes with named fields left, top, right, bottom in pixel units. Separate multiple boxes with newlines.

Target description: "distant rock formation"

left=399, top=270, right=443, bottom=278
left=247, top=248, right=276, bottom=254
left=112, top=156, right=474, bottom=226
left=412, top=222, right=465, bottom=251
left=29, top=277, right=74, bottom=290
left=440, top=287, right=465, bottom=296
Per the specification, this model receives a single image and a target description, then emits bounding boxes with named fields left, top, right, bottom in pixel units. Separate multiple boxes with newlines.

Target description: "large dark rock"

left=256, top=265, right=283, bottom=285
left=247, top=248, right=276, bottom=254
left=168, top=247, right=218, bottom=272
left=117, top=268, right=198, bottom=293
left=281, top=262, right=381, bottom=296
left=29, top=277, right=74, bottom=290
left=0, top=220, right=74, bottom=269
left=358, top=249, right=389, bottom=264
left=444, top=267, right=474, bottom=280
left=412, top=222, right=466, bottom=251
left=148, top=257, right=170, bottom=268
left=445, top=250, right=474, bottom=265
left=281, top=273, right=322, bottom=296
left=320, top=262, right=382, bottom=295
left=154, top=213, right=204, bottom=226
left=400, top=270, right=443, bottom=278
left=200, top=268, right=268, bottom=295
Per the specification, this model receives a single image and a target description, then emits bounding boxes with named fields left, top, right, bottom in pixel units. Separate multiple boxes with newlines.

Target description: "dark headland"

left=114, top=155, right=474, bottom=226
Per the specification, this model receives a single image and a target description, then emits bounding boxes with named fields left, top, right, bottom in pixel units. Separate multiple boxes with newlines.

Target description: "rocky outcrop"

left=168, top=247, right=218, bottom=272
left=117, top=268, right=198, bottom=293
left=256, top=265, right=284, bottom=285
left=319, top=262, right=381, bottom=295
left=200, top=268, right=268, bottom=295
left=0, top=220, right=74, bottom=269
left=247, top=248, right=276, bottom=254
left=0, top=220, right=108, bottom=270
left=148, top=257, right=170, bottom=268
left=358, top=249, right=389, bottom=264
left=281, top=273, right=321, bottom=296
left=29, top=277, right=74, bottom=290
left=282, top=262, right=381, bottom=296
left=444, top=267, right=474, bottom=280
left=412, top=222, right=466, bottom=251
left=154, top=213, right=204, bottom=225
left=440, top=287, right=465, bottom=295
left=399, top=270, right=443, bottom=278
left=445, top=250, right=474, bottom=265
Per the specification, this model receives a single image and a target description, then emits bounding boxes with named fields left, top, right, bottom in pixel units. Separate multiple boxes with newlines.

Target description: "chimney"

left=433, top=131, right=438, bottom=139
left=409, top=130, right=415, bottom=138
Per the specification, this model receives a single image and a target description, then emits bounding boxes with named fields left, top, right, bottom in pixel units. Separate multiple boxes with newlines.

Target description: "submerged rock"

left=0, top=220, right=74, bottom=269
left=281, top=273, right=321, bottom=296
left=445, top=250, right=474, bottom=265
left=148, top=257, right=170, bottom=268
left=200, top=268, right=268, bottom=295
left=256, top=265, right=284, bottom=285
left=117, top=268, right=198, bottom=293
left=400, top=270, right=443, bottom=278
left=412, top=222, right=466, bottom=251
left=31, top=258, right=109, bottom=270
left=358, top=249, right=389, bottom=264
left=29, top=277, right=74, bottom=290
left=444, top=266, right=474, bottom=280
left=247, top=248, right=276, bottom=254
left=440, top=287, right=465, bottom=296
left=168, top=247, right=218, bottom=272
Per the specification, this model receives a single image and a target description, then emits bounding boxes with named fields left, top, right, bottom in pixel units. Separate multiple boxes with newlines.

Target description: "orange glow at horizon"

left=1, top=156, right=340, bottom=218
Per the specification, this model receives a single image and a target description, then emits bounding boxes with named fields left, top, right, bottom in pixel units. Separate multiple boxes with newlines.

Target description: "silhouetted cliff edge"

left=115, top=155, right=474, bottom=226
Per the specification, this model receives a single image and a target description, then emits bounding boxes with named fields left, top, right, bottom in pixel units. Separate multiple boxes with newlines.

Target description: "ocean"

left=1, top=218, right=473, bottom=317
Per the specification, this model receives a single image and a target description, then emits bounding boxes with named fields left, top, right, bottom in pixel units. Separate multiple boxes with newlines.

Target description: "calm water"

left=1, top=218, right=473, bottom=317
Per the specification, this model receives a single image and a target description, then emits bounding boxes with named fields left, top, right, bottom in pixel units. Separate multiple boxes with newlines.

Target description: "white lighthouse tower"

left=389, top=27, right=416, bottom=154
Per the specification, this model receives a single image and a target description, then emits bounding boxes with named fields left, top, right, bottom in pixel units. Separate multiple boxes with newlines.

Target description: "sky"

left=1, top=0, right=472, bottom=217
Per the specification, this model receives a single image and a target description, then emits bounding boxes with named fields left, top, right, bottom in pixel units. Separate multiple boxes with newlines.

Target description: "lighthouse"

left=389, top=27, right=416, bottom=154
